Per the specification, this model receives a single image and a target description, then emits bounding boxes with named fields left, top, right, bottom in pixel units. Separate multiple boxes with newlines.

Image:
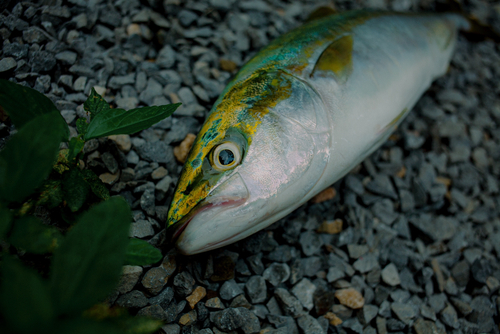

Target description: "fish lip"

left=170, top=197, right=247, bottom=244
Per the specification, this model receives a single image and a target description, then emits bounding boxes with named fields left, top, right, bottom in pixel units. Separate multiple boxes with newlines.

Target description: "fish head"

left=167, top=69, right=329, bottom=255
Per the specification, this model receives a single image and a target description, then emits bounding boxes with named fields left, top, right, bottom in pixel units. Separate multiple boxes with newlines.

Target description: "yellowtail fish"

left=166, top=10, right=469, bottom=255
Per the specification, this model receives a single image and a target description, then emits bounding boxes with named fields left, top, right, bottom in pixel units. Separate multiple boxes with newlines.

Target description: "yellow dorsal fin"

left=310, top=34, right=353, bottom=82
left=306, top=6, right=337, bottom=23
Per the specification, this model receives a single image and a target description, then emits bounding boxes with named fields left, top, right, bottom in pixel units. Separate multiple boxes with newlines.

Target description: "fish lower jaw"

left=173, top=197, right=247, bottom=255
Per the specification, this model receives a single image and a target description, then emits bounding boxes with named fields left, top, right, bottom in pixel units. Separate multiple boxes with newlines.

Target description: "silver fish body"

left=167, top=11, right=469, bottom=254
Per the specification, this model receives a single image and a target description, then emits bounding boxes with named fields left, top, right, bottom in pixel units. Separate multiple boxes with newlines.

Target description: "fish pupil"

left=219, top=149, right=234, bottom=165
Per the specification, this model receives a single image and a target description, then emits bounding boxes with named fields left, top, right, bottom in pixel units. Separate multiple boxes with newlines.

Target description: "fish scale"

left=166, top=10, right=469, bottom=255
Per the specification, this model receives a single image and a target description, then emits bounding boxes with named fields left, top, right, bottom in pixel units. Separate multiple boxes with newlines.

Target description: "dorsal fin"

left=310, top=35, right=353, bottom=82
left=306, top=6, right=337, bottom=23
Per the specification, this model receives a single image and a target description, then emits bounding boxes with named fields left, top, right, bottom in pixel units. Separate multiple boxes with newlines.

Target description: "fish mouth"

left=172, top=197, right=247, bottom=254
left=171, top=197, right=245, bottom=241
left=168, top=172, right=250, bottom=254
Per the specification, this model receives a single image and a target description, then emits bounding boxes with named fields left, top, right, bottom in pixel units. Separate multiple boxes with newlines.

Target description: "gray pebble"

left=274, top=288, right=305, bottom=318
left=263, top=263, right=291, bottom=287
left=162, top=324, right=180, bottom=334
left=0, top=57, right=17, bottom=72
left=157, top=45, right=176, bottom=69
left=156, top=175, right=173, bottom=193
left=116, top=290, right=148, bottom=308
left=149, top=286, right=174, bottom=309
left=220, top=279, right=244, bottom=300
left=130, top=220, right=154, bottom=238
left=381, top=263, right=400, bottom=286
left=137, top=304, right=167, bottom=320
left=326, top=267, right=344, bottom=283
left=30, top=51, right=56, bottom=73
left=291, top=278, right=316, bottom=311
left=366, top=175, right=398, bottom=200
left=358, top=304, right=379, bottom=325
left=299, top=231, right=323, bottom=256
left=173, top=271, right=195, bottom=297
left=245, top=275, right=267, bottom=304
left=140, top=188, right=155, bottom=216
left=440, top=304, right=459, bottom=329
left=296, top=314, right=324, bottom=334
left=353, top=253, right=378, bottom=273
left=178, top=10, right=198, bottom=26
left=142, top=267, right=169, bottom=295
left=117, top=265, right=143, bottom=294
left=391, top=302, right=417, bottom=324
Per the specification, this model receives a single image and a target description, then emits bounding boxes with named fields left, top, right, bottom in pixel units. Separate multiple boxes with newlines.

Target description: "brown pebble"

left=108, top=134, right=132, bottom=152
left=436, top=177, right=451, bottom=187
left=311, top=187, right=336, bottom=203
left=219, top=58, right=237, bottom=72
left=205, top=297, right=225, bottom=309
left=396, top=165, right=406, bottom=178
left=127, top=23, right=141, bottom=36
left=99, top=172, right=120, bottom=185
left=431, top=258, right=445, bottom=292
left=174, top=133, right=196, bottom=164
left=324, top=312, right=342, bottom=326
left=152, top=166, right=168, bottom=180
left=186, top=286, right=207, bottom=309
left=334, top=288, right=365, bottom=309
left=178, top=310, right=197, bottom=326
left=317, top=219, right=343, bottom=234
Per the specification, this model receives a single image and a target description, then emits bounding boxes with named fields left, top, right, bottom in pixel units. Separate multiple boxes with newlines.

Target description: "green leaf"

left=54, top=318, right=124, bottom=334
left=0, top=79, right=69, bottom=140
left=62, top=168, right=90, bottom=212
left=49, top=197, right=132, bottom=315
left=81, top=169, right=110, bottom=201
left=0, top=256, right=55, bottom=333
left=9, top=216, right=62, bottom=254
left=84, top=103, right=181, bottom=140
left=119, top=316, right=163, bottom=334
left=76, top=117, right=89, bottom=136
left=37, top=179, right=64, bottom=209
left=0, top=206, right=12, bottom=239
left=124, top=238, right=162, bottom=266
left=0, top=111, right=65, bottom=203
left=84, top=88, right=110, bottom=121
left=67, top=137, right=85, bottom=162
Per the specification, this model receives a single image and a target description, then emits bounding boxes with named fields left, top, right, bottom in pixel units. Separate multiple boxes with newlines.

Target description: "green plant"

left=0, top=79, right=181, bottom=334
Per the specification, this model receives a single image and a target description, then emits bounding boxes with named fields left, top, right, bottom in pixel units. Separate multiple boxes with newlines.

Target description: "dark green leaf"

left=0, top=111, right=65, bottom=203
left=50, top=197, right=131, bottom=315
left=54, top=318, right=124, bottom=334
left=76, top=117, right=89, bottom=136
left=37, top=179, right=64, bottom=209
left=62, top=168, right=90, bottom=212
left=124, top=238, right=162, bottom=266
left=67, top=137, right=85, bottom=162
left=0, top=206, right=12, bottom=239
left=0, top=257, right=55, bottom=333
left=9, top=216, right=62, bottom=254
left=81, top=169, right=110, bottom=200
left=0, top=79, right=69, bottom=140
left=84, top=88, right=110, bottom=121
left=85, top=103, right=181, bottom=140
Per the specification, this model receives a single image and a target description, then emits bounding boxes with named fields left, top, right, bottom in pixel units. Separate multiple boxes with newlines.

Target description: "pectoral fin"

left=310, top=35, right=354, bottom=82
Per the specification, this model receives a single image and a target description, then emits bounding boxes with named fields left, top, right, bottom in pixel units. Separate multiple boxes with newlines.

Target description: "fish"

left=165, top=10, right=470, bottom=255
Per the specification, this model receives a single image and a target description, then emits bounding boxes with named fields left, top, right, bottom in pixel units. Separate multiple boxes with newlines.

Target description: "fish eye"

left=212, top=142, right=241, bottom=171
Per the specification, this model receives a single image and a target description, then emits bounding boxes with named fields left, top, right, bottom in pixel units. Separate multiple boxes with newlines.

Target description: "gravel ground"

left=1, top=0, right=500, bottom=333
